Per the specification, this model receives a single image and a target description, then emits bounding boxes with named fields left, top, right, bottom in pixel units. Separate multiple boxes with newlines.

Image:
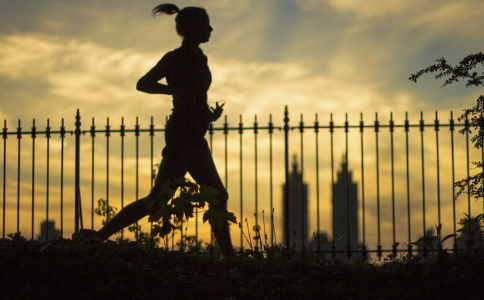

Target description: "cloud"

left=209, top=56, right=431, bottom=122
left=0, top=34, right=170, bottom=123
left=302, top=0, right=484, bottom=28
left=406, top=0, right=484, bottom=39
left=0, top=30, right=474, bottom=130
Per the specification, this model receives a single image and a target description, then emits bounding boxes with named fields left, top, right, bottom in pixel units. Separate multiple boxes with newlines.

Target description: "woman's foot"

left=76, top=229, right=102, bottom=243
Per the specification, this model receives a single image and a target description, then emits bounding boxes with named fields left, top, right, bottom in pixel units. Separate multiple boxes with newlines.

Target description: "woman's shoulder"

left=160, top=49, right=178, bottom=62
left=157, top=49, right=184, bottom=70
left=160, top=47, right=190, bottom=63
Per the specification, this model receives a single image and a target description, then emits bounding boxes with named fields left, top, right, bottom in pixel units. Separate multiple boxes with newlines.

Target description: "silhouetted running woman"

left=88, top=4, right=235, bottom=256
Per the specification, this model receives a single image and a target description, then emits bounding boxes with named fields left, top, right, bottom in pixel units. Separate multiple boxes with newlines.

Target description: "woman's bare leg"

left=97, top=197, right=150, bottom=241
left=96, top=146, right=235, bottom=256
left=179, top=147, right=236, bottom=256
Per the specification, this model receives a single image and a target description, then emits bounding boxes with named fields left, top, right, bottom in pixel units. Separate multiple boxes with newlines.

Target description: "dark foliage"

left=410, top=52, right=484, bottom=200
left=1, top=233, right=483, bottom=300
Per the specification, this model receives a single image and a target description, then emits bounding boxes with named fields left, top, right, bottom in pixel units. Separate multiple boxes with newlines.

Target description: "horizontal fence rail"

left=1, top=107, right=483, bottom=260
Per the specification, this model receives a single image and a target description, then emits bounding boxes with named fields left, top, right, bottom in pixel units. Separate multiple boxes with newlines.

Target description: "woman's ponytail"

left=151, top=4, right=207, bottom=38
left=152, top=3, right=180, bottom=17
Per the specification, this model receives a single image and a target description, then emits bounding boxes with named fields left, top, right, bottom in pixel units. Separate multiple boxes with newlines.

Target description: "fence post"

left=480, top=111, right=484, bottom=233
left=284, top=106, right=290, bottom=248
left=481, top=111, right=484, bottom=218
left=74, top=110, right=81, bottom=233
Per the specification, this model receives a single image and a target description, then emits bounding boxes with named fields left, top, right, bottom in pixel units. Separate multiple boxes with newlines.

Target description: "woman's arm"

left=136, top=57, right=172, bottom=94
left=137, top=53, right=195, bottom=104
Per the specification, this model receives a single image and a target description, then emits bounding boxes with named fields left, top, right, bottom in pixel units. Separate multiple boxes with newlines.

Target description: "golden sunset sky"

left=0, top=0, right=483, bottom=250
left=1, top=0, right=483, bottom=123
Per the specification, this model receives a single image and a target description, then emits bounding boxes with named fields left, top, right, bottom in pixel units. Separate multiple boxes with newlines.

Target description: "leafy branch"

left=410, top=223, right=456, bottom=252
left=409, top=52, right=484, bottom=88
left=148, top=177, right=237, bottom=239
left=410, top=52, right=484, bottom=200
left=456, top=213, right=484, bottom=251
left=95, top=198, right=118, bottom=226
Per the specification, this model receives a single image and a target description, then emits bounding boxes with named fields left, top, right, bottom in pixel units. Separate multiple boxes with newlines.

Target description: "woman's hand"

left=210, top=101, right=225, bottom=121
left=172, top=87, right=195, bottom=106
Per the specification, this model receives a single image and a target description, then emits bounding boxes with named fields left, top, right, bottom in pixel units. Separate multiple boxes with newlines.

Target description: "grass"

left=1, top=232, right=483, bottom=299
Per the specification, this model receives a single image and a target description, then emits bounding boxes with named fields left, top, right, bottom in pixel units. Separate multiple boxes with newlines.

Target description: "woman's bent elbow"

left=136, top=79, right=147, bottom=92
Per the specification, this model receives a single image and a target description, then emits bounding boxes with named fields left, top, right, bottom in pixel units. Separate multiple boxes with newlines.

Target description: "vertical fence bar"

left=221, top=116, right=229, bottom=250
left=435, top=111, right=441, bottom=226
left=31, top=119, right=36, bottom=239
left=2, top=120, right=7, bottom=238
left=150, top=117, right=155, bottom=189
left=209, top=121, right=214, bottom=150
left=254, top=115, right=259, bottom=241
left=224, top=116, right=229, bottom=187
left=60, top=119, right=65, bottom=237
left=359, top=113, right=366, bottom=251
left=135, top=117, right=140, bottom=240
left=90, top=118, right=95, bottom=230
left=163, top=117, right=170, bottom=250
left=481, top=111, right=484, bottom=225
left=239, top=115, right=244, bottom=250
left=74, top=110, right=81, bottom=233
left=450, top=112, right=457, bottom=250
left=283, top=106, right=290, bottom=248
left=45, top=119, right=51, bottom=240
left=405, top=112, right=412, bottom=253
left=464, top=114, right=472, bottom=245
left=314, top=114, right=320, bottom=251
left=150, top=117, right=155, bottom=242
left=299, top=114, right=305, bottom=250
left=329, top=113, right=335, bottom=258
left=205, top=122, right=215, bottom=251
left=254, top=115, right=260, bottom=250
left=16, top=120, right=21, bottom=234
left=344, top=113, right=350, bottom=259
left=390, top=113, right=396, bottom=254
left=120, top=117, right=125, bottom=240
left=269, top=115, right=274, bottom=245
left=465, top=115, right=471, bottom=218
left=420, top=112, right=426, bottom=249
left=106, top=118, right=111, bottom=223
left=374, top=113, right=381, bottom=259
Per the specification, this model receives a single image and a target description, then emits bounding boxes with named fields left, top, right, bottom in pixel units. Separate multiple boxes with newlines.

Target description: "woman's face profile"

left=185, top=13, right=213, bottom=43
left=196, top=14, right=213, bottom=43
left=199, top=19, right=213, bottom=43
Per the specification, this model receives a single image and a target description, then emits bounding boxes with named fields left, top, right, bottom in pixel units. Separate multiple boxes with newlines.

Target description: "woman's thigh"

left=179, top=147, right=228, bottom=205
left=152, top=146, right=227, bottom=207
left=149, top=154, right=187, bottom=198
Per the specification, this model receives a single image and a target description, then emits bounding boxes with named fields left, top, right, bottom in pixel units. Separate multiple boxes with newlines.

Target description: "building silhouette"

left=38, top=220, right=60, bottom=242
left=282, top=155, right=308, bottom=249
left=332, top=157, right=359, bottom=258
left=282, top=155, right=361, bottom=258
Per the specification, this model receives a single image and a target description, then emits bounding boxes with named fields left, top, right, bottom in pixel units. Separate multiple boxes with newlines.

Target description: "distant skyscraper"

left=332, top=157, right=359, bottom=255
left=282, top=155, right=308, bottom=249
left=38, top=220, right=60, bottom=242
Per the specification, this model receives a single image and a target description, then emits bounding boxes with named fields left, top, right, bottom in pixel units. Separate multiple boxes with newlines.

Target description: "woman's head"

left=152, top=3, right=212, bottom=43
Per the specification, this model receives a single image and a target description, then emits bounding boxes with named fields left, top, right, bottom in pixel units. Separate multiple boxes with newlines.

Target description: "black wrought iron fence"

left=1, top=107, right=482, bottom=260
